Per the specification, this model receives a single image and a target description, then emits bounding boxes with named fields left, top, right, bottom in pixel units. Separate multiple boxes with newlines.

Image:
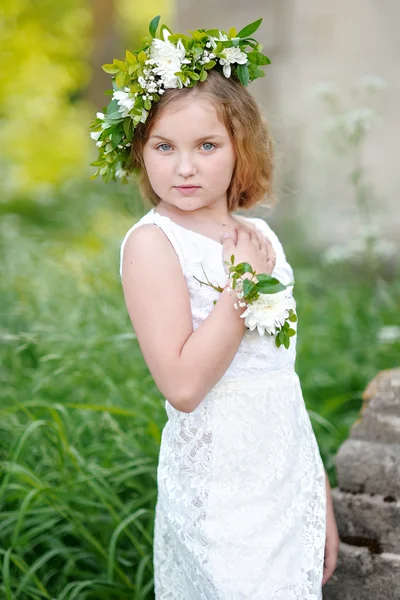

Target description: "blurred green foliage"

left=0, top=0, right=92, bottom=193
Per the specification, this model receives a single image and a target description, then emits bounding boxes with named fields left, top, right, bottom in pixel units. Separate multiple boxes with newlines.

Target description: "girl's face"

left=142, top=97, right=236, bottom=213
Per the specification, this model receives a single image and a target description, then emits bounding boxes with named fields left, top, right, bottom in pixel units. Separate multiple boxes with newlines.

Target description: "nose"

left=175, top=152, right=197, bottom=178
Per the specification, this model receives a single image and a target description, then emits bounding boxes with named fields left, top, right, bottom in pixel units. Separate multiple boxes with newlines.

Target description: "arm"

left=121, top=224, right=247, bottom=413
left=322, top=469, right=340, bottom=585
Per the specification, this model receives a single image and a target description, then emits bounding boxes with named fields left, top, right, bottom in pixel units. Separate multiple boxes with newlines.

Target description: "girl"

left=96, top=17, right=339, bottom=599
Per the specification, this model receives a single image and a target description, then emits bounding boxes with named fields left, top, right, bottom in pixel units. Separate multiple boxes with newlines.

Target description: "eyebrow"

left=149, top=134, right=225, bottom=143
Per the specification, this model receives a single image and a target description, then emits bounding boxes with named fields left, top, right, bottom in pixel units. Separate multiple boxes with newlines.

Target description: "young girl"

left=93, top=16, right=339, bottom=599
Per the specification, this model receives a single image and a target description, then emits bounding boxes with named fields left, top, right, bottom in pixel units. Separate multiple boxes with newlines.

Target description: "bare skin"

left=322, top=472, right=340, bottom=586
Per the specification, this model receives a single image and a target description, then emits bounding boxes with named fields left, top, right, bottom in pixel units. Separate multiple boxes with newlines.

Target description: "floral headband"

left=89, top=15, right=271, bottom=184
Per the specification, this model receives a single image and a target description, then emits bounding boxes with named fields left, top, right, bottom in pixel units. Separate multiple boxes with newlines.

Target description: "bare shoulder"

left=121, top=222, right=182, bottom=280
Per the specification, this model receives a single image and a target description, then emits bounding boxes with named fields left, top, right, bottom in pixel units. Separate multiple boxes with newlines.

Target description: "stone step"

left=331, top=488, right=400, bottom=553
left=351, top=411, right=400, bottom=444
left=322, top=541, right=400, bottom=600
left=336, top=438, right=400, bottom=496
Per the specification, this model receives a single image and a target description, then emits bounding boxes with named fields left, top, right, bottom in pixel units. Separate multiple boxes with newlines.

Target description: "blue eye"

left=157, top=143, right=172, bottom=152
left=202, top=142, right=215, bottom=151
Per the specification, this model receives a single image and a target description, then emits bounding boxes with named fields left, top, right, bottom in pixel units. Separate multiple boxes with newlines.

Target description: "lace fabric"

left=120, top=208, right=327, bottom=599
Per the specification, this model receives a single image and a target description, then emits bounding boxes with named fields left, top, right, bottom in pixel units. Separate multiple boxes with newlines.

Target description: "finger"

left=249, top=229, right=261, bottom=249
left=252, top=228, right=266, bottom=249
left=236, top=226, right=250, bottom=245
left=263, top=236, right=276, bottom=261
left=221, top=232, right=236, bottom=248
left=322, top=549, right=337, bottom=586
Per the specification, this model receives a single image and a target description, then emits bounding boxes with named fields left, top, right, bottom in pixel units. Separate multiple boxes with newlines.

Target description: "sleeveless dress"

left=119, top=207, right=327, bottom=600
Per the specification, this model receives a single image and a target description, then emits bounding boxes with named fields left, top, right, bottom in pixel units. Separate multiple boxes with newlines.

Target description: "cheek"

left=209, top=148, right=236, bottom=177
left=144, top=152, right=168, bottom=182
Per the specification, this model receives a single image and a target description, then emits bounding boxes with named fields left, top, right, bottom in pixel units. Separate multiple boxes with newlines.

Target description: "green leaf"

left=159, top=25, right=173, bottom=41
left=169, top=33, right=189, bottom=44
left=242, top=278, right=255, bottom=297
left=190, top=29, right=208, bottom=41
left=123, top=118, right=133, bottom=138
left=237, top=63, right=250, bottom=86
left=110, top=129, right=124, bottom=147
left=235, top=262, right=253, bottom=274
left=289, top=312, right=297, bottom=322
left=115, top=71, right=127, bottom=88
left=149, top=15, right=161, bottom=38
left=228, top=26, right=237, bottom=38
left=287, top=328, right=296, bottom=337
left=256, top=280, right=286, bottom=294
left=248, top=64, right=266, bottom=79
left=203, top=59, right=216, bottom=70
left=255, top=273, right=281, bottom=284
left=125, top=50, right=137, bottom=63
left=105, top=111, right=123, bottom=121
left=144, top=98, right=152, bottom=110
left=276, top=335, right=282, bottom=348
left=187, top=71, right=200, bottom=80
left=137, top=51, right=147, bottom=65
left=113, top=58, right=127, bottom=71
left=199, top=69, right=208, bottom=82
left=205, top=29, right=221, bottom=37
left=102, top=63, right=119, bottom=75
left=106, top=100, right=119, bottom=114
left=128, top=63, right=140, bottom=75
left=237, top=17, right=263, bottom=39
left=247, top=51, right=271, bottom=65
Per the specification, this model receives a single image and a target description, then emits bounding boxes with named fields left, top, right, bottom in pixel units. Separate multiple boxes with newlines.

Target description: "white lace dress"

left=119, top=208, right=327, bottom=600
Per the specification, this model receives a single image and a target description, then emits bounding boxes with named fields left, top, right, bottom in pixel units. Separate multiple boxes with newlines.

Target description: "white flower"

left=378, top=325, right=400, bottom=344
left=115, top=167, right=127, bottom=179
left=354, top=74, right=387, bottom=94
left=214, top=31, right=229, bottom=41
left=150, top=28, right=191, bottom=89
left=240, top=289, right=296, bottom=336
left=219, top=46, right=248, bottom=78
left=96, top=112, right=105, bottom=120
left=208, top=31, right=229, bottom=50
left=90, top=131, right=101, bottom=141
left=112, top=90, right=136, bottom=117
left=140, top=108, right=148, bottom=123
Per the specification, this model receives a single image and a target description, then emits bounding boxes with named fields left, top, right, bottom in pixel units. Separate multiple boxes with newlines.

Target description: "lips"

left=175, top=186, right=200, bottom=188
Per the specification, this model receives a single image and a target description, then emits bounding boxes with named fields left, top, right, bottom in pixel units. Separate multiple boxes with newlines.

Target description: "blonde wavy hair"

left=128, top=68, right=276, bottom=211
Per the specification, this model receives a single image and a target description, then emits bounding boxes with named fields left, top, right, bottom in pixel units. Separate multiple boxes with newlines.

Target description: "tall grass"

left=0, top=177, right=399, bottom=597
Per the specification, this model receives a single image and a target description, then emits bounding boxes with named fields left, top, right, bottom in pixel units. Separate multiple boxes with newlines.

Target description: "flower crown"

left=89, top=15, right=271, bottom=184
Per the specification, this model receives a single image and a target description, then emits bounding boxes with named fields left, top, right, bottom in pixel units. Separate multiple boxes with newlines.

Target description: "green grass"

left=1, top=177, right=399, bottom=597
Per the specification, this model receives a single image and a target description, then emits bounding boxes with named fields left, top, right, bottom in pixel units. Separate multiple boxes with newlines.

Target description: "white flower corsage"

left=193, top=254, right=297, bottom=349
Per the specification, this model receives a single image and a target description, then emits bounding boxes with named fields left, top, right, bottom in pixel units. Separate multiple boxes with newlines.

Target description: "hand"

left=221, top=225, right=276, bottom=276
left=322, top=478, right=340, bottom=586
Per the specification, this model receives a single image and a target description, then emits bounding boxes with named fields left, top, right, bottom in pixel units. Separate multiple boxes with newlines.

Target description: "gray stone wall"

left=323, top=368, right=400, bottom=599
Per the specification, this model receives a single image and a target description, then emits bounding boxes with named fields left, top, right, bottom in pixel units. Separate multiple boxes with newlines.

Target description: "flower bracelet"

left=193, top=254, right=297, bottom=349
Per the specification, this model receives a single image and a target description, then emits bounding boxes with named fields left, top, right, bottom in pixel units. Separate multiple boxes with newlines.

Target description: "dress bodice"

left=119, top=207, right=298, bottom=383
